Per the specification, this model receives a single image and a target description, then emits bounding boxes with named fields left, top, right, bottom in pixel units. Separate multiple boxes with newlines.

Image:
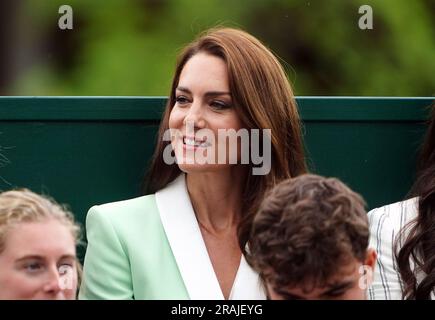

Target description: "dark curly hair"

left=395, top=104, right=435, bottom=300
left=247, top=174, right=369, bottom=293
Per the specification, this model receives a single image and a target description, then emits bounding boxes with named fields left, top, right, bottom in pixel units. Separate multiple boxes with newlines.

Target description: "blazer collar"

left=155, top=174, right=265, bottom=300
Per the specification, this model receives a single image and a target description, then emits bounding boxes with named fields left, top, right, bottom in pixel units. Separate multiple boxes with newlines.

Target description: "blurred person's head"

left=248, top=174, right=377, bottom=300
left=147, top=27, right=307, bottom=249
left=0, top=189, right=80, bottom=300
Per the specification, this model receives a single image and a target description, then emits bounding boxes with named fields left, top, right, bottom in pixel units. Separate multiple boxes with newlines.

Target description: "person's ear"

left=362, top=248, right=377, bottom=286
left=364, top=248, right=377, bottom=270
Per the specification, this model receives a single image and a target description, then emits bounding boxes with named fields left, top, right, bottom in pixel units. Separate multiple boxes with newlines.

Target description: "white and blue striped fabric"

left=368, top=197, right=434, bottom=300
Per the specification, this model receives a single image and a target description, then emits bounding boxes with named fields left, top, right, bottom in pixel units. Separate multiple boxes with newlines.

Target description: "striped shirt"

left=368, top=197, right=434, bottom=300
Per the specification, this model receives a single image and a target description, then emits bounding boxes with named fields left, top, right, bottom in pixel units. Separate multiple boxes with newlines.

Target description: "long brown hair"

left=145, top=27, right=307, bottom=251
left=395, top=104, right=435, bottom=299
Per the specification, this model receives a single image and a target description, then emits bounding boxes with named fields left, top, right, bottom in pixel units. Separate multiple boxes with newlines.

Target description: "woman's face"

left=0, top=219, right=78, bottom=300
left=168, top=52, right=244, bottom=173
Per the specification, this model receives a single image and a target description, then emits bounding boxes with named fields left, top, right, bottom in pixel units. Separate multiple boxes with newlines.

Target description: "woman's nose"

left=183, top=102, right=206, bottom=128
left=42, top=267, right=62, bottom=294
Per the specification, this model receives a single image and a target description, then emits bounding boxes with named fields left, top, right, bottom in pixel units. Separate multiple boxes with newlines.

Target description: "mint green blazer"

left=79, top=174, right=265, bottom=300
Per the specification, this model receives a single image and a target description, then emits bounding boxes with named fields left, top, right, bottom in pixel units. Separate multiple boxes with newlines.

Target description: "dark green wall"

left=0, top=97, right=433, bottom=258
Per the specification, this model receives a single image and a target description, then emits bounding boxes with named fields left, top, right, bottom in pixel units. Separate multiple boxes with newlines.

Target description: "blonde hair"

left=0, top=189, right=80, bottom=253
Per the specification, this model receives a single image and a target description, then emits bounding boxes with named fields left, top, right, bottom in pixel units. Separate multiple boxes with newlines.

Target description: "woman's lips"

left=183, top=136, right=210, bottom=148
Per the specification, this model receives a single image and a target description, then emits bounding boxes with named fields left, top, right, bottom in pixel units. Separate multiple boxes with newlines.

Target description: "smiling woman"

left=79, top=27, right=307, bottom=300
left=169, top=53, right=244, bottom=172
left=0, top=189, right=81, bottom=300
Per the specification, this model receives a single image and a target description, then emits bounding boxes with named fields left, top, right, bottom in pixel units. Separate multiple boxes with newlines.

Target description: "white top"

left=155, top=174, right=266, bottom=300
left=368, top=197, right=434, bottom=300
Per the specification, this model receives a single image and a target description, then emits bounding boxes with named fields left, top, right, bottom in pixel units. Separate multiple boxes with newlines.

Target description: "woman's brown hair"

left=145, top=27, right=307, bottom=251
left=395, top=104, right=435, bottom=299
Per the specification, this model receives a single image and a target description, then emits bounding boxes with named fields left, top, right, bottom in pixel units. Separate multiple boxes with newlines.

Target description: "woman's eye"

left=210, top=100, right=230, bottom=110
left=175, top=96, right=189, bottom=105
left=58, top=264, right=73, bottom=276
left=24, top=262, right=43, bottom=273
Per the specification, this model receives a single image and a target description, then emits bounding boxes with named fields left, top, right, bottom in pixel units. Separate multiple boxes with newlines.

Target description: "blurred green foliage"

left=5, top=0, right=435, bottom=96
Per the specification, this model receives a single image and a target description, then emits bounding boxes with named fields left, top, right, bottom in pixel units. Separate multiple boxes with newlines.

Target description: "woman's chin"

left=176, top=162, right=229, bottom=174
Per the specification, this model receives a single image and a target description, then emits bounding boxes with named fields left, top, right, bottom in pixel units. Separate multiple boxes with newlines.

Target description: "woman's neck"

left=186, top=167, right=247, bottom=233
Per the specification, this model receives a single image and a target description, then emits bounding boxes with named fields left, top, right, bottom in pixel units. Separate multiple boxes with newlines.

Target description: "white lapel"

left=229, top=255, right=267, bottom=300
left=155, top=174, right=224, bottom=300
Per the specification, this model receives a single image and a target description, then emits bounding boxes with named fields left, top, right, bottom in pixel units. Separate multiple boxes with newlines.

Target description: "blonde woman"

left=0, top=189, right=81, bottom=299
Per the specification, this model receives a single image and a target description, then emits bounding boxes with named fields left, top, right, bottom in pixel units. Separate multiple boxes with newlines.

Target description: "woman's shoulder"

left=87, top=194, right=160, bottom=229
left=94, top=194, right=157, bottom=212
left=368, top=197, right=418, bottom=229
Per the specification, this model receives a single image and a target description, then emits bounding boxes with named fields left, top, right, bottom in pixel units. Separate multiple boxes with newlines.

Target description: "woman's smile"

left=182, top=136, right=211, bottom=150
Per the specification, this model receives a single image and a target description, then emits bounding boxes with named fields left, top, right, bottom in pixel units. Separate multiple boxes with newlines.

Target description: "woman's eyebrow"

left=14, top=255, right=45, bottom=263
left=204, top=91, right=231, bottom=98
left=176, top=86, right=191, bottom=94
left=58, top=254, right=76, bottom=261
left=176, top=87, right=231, bottom=97
left=15, top=254, right=76, bottom=263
